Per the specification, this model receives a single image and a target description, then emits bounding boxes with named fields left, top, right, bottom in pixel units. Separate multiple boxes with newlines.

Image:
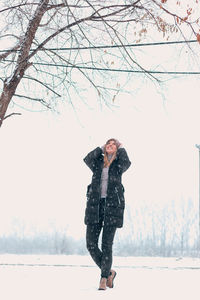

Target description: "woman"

left=83, top=138, right=131, bottom=290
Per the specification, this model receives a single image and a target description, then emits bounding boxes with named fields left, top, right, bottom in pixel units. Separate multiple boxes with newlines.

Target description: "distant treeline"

left=0, top=198, right=198, bottom=257
left=0, top=232, right=87, bottom=255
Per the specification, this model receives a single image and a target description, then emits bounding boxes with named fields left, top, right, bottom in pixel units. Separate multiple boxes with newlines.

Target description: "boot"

left=98, top=277, right=107, bottom=290
left=107, top=270, right=117, bottom=288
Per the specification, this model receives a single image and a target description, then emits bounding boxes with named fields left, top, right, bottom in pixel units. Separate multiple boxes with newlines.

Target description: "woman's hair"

left=103, top=138, right=120, bottom=167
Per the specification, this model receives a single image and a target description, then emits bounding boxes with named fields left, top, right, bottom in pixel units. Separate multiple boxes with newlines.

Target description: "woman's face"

left=105, top=140, right=117, bottom=154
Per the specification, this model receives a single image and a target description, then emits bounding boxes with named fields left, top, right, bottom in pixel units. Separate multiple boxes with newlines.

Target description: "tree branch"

left=23, top=75, right=61, bottom=98
left=0, top=3, right=38, bottom=13
left=0, top=38, right=23, bottom=61
left=14, top=94, right=51, bottom=109
left=3, top=112, right=22, bottom=121
left=27, top=1, right=141, bottom=60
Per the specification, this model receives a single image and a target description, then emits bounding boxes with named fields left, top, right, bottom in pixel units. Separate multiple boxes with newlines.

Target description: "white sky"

left=0, top=72, right=200, bottom=239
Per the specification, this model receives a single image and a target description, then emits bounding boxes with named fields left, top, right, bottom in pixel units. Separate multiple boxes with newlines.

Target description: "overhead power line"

left=40, top=39, right=198, bottom=51
left=29, top=39, right=198, bottom=51
left=2, top=59, right=200, bottom=75
left=29, top=61, right=200, bottom=75
left=0, top=39, right=198, bottom=53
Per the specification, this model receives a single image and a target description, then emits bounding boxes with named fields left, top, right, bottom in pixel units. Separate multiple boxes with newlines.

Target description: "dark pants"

left=86, top=198, right=117, bottom=278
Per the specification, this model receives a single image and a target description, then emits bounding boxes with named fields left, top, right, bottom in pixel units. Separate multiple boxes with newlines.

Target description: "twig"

left=3, top=112, right=22, bottom=121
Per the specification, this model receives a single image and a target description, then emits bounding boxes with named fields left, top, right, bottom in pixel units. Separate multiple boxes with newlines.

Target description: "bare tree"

left=0, top=0, right=199, bottom=127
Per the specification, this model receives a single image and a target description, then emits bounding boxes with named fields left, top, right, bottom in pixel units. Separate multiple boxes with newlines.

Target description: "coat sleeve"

left=83, top=147, right=103, bottom=172
left=116, top=148, right=131, bottom=174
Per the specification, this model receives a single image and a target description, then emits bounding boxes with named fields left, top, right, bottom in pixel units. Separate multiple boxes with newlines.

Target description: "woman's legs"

left=86, top=224, right=117, bottom=278
left=86, top=223, right=102, bottom=269
left=86, top=198, right=117, bottom=287
left=86, top=198, right=105, bottom=271
left=101, top=225, right=117, bottom=278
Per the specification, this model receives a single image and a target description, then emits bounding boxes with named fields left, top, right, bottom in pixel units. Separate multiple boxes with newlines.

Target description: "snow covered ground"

left=0, top=255, right=200, bottom=300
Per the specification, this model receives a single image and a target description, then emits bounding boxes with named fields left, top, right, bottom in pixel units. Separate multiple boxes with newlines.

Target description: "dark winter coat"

left=83, top=147, right=131, bottom=228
